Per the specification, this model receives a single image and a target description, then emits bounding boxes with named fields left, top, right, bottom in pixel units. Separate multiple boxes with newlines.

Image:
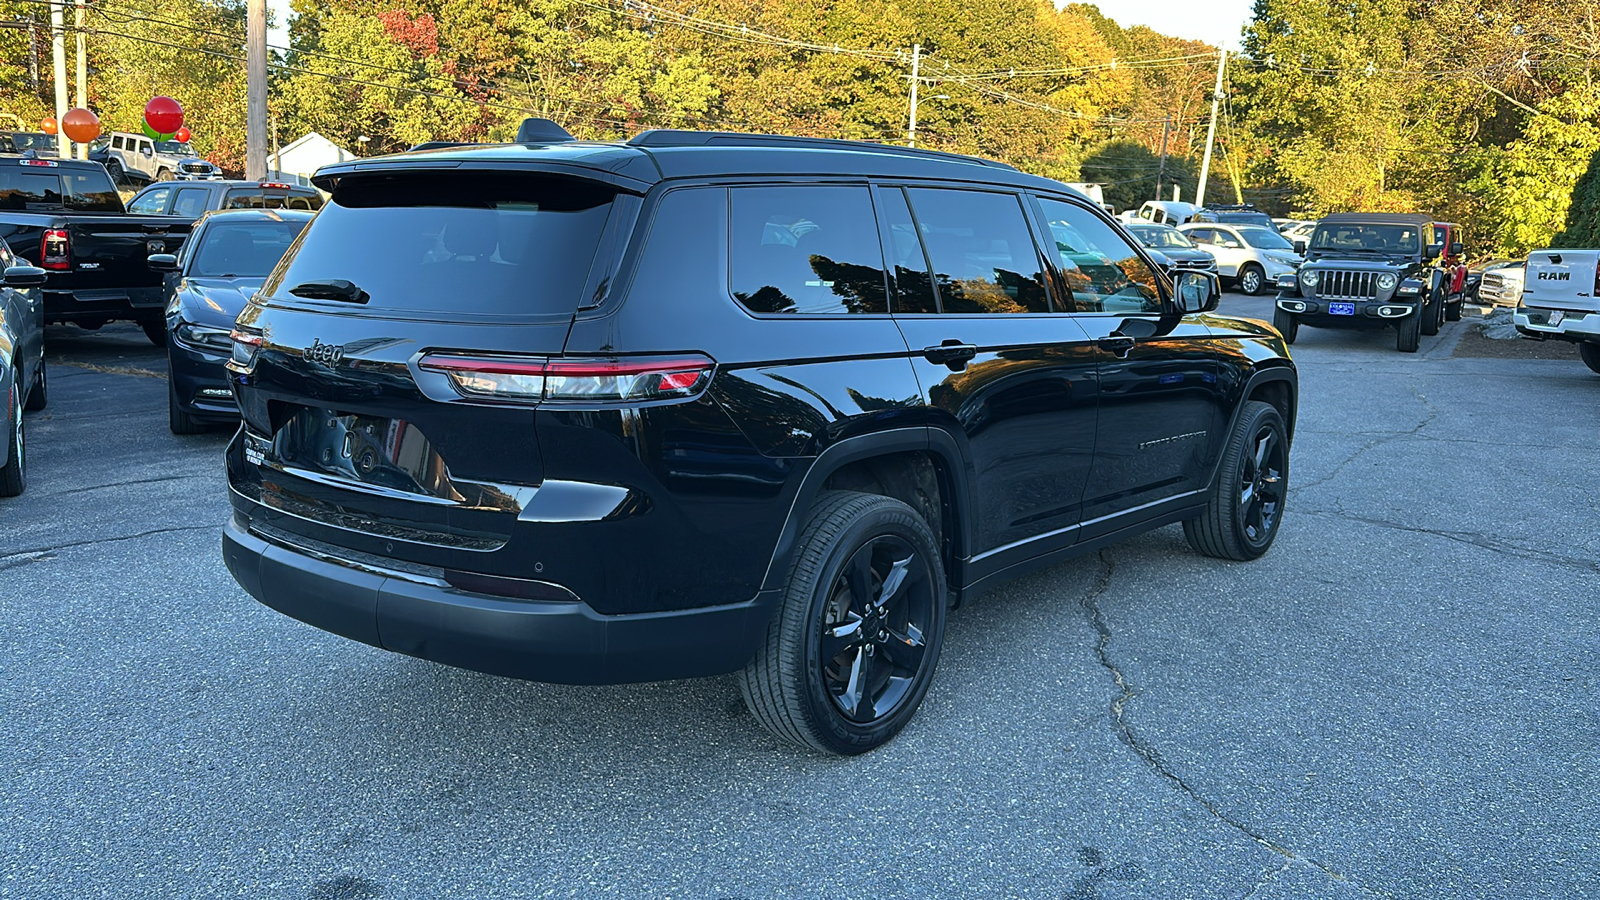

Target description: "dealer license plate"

left=1329, top=302, right=1355, bottom=316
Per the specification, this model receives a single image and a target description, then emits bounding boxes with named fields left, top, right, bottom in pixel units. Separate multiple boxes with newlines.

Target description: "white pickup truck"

left=1514, top=248, right=1600, bottom=374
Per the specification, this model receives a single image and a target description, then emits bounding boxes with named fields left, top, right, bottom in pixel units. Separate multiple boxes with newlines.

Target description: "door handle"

left=922, top=341, right=978, bottom=371
left=1097, top=335, right=1137, bottom=358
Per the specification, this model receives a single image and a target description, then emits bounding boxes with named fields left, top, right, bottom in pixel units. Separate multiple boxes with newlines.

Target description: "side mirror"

left=1450, top=242, right=1464, bottom=256
left=3, top=265, right=47, bottom=288
left=1294, top=239, right=1307, bottom=254
left=1174, top=270, right=1220, bottom=314
left=147, top=253, right=179, bottom=272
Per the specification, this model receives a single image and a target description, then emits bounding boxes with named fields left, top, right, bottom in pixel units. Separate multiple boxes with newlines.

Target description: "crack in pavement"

left=1239, top=859, right=1294, bottom=900
left=0, top=524, right=216, bottom=565
left=1078, top=549, right=1393, bottom=899
left=55, top=362, right=166, bottom=379
left=1298, top=508, right=1600, bottom=575
left=1294, top=383, right=1439, bottom=494
left=51, top=473, right=209, bottom=497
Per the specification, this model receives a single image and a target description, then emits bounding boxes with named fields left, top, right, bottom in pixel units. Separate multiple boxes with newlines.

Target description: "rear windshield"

left=224, top=188, right=323, bottom=210
left=190, top=219, right=310, bottom=278
left=0, top=166, right=123, bottom=212
left=262, top=172, right=617, bottom=318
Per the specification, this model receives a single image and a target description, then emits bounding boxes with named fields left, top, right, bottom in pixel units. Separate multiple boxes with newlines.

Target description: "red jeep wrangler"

left=1433, top=221, right=1468, bottom=321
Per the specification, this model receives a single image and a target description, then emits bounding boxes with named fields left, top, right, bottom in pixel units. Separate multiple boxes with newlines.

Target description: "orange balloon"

left=41, top=117, right=58, bottom=135
left=61, top=107, right=100, bottom=143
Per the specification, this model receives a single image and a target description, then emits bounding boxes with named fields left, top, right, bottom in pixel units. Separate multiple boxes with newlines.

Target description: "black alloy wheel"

left=1184, top=400, right=1288, bottom=560
left=818, top=535, right=935, bottom=724
left=740, top=491, right=946, bottom=755
left=1235, top=424, right=1286, bottom=549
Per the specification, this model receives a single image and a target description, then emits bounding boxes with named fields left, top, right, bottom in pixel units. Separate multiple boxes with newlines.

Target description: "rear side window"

left=172, top=187, right=209, bottom=218
left=224, top=188, right=285, bottom=209
left=0, top=167, right=122, bottom=212
left=263, top=172, right=617, bottom=319
left=904, top=188, right=1050, bottom=314
left=729, top=185, right=887, bottom=315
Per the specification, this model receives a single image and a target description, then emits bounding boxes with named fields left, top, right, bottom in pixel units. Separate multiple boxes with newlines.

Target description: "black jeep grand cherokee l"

left=222, top=121, right=1297, bottom=754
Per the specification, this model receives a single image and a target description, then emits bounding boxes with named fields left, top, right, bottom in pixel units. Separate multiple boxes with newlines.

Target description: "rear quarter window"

left=261, top=171, right=619, bottom=320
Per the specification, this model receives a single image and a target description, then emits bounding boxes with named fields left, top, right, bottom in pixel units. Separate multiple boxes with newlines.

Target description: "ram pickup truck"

left=0, top=154, right=192, bottom=344
left=1514, top=248, right=1600, bottom=375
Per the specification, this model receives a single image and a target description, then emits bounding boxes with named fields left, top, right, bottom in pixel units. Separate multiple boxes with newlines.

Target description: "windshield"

left=0, top=166, right=122, bottom=212
left=1237, top=226, right=1295, bottom=250
left=156, top=141, right=197, bottom=156
left=1128, top=226, right=1195, bottom=249
left=1311, top=223, right=1422, bottom=254
left=190, top=219, right=309, bottom=278
left=11, top=133, right=55, bottom=152
left=262, top=171, right=617, bottom=320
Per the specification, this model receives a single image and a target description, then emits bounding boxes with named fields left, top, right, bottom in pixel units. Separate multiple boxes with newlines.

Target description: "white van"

left=1514, top=248, right=1600, bottom=374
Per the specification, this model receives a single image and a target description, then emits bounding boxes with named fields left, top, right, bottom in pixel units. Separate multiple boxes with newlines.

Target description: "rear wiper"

left=289, top=279, right=369, bottom=304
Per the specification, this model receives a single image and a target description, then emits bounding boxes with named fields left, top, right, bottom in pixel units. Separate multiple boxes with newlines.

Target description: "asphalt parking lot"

left=3, top=300, right=1596, bottom=900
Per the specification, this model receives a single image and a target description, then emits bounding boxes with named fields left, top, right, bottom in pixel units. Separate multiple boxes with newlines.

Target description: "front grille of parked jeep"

left=1316, top=270, right=1379, bottom=300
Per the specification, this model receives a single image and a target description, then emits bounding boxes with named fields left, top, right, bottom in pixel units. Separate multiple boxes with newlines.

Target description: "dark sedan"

left=1125, top=223, right=1219, bottom=278
left=2, top=238, right=47, bottom=496
left=152, top=209, right=312, bottom=434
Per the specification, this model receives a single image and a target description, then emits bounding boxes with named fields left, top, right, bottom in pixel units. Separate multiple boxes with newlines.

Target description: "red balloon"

left=174, top=126, right=192, bottom=143
left=144, top=96, right=184, bottom=135
left=61, top=107, right=101, bottom=144
left=41, top=117, right=58, bottom=135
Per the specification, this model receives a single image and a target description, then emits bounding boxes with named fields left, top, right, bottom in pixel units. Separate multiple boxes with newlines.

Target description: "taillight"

left=40, top=229, right=69, bottom=271
left=418, top=353, right=715, bottom=404
left=227, top=327, right=263, bottom=373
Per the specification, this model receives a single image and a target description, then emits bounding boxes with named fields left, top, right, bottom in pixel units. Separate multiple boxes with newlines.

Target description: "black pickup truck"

left=0, top=154, right=193, bottom=344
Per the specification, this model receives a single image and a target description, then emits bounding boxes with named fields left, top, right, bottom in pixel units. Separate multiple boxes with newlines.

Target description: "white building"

left=270, top=132, right=355, bottom=187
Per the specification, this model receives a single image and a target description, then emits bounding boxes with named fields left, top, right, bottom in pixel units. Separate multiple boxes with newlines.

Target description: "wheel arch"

left=759, top=427, right=973, bottom=599
left=1205, top=363, right=1298, bottom=491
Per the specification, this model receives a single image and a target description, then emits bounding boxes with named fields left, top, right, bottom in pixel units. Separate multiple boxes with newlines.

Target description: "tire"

left=739, top=490, right=947, bottom=755
left=1238, top=263, right=1266, bottom=296
left=106, top=159, right=125, bottom=185
left=1422, top=292, right=1441, bottom=336
left=1183, top=400, right=1287, bottom=561
left=1445, top=297, right=1463, bottom=322
left=1, top=377, right=24, bottom=498
left=1580, top=342, right=1600, bottom=375
left=156, top=167, right=173, bottom=182
left=24, top=355, right=46, bottom=411
left=139, top=316, right=167, bottom=347
left=1396, top=308, right=1421, bottom=353
left=1272, top=306, right=1299, bottom=344
left=168, top=375, right=206, bottom=435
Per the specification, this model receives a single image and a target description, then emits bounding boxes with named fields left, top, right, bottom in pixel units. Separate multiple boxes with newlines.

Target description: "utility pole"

left=245, top=0, right=268, bottom=180
left=1196, top=49, right=1227, bottom=208
left=49, top=0, right=68, bottom=158
left=73, top=0, right=86, bottom=159
left=1154, top=116, right=1171, bottom=200
left=906, top=43, right=922, bottom=148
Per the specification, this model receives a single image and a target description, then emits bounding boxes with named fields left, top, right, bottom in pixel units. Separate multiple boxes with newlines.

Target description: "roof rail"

left=409, top=141, right=479, bottom=151
left=626, top=129, right=1018, bottom=170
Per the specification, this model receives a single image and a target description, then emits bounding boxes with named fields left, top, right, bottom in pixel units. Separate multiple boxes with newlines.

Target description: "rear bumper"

left=1514, top=307, right=1600, bottom=342
left=223, top=516, right=781, bottom=685
left=44, top=287, right=166, bottom=323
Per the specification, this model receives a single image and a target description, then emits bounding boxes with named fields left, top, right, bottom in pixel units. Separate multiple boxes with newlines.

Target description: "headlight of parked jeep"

left=1300, top=269, right=1319, bottom=287
left=1376, top=273, right=1398, bottom=292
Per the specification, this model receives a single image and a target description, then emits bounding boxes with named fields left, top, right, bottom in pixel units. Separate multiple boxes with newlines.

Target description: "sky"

left=1098, top=0, right=1256, bottom=50
left=266, top=0, right=1255, bottom=56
